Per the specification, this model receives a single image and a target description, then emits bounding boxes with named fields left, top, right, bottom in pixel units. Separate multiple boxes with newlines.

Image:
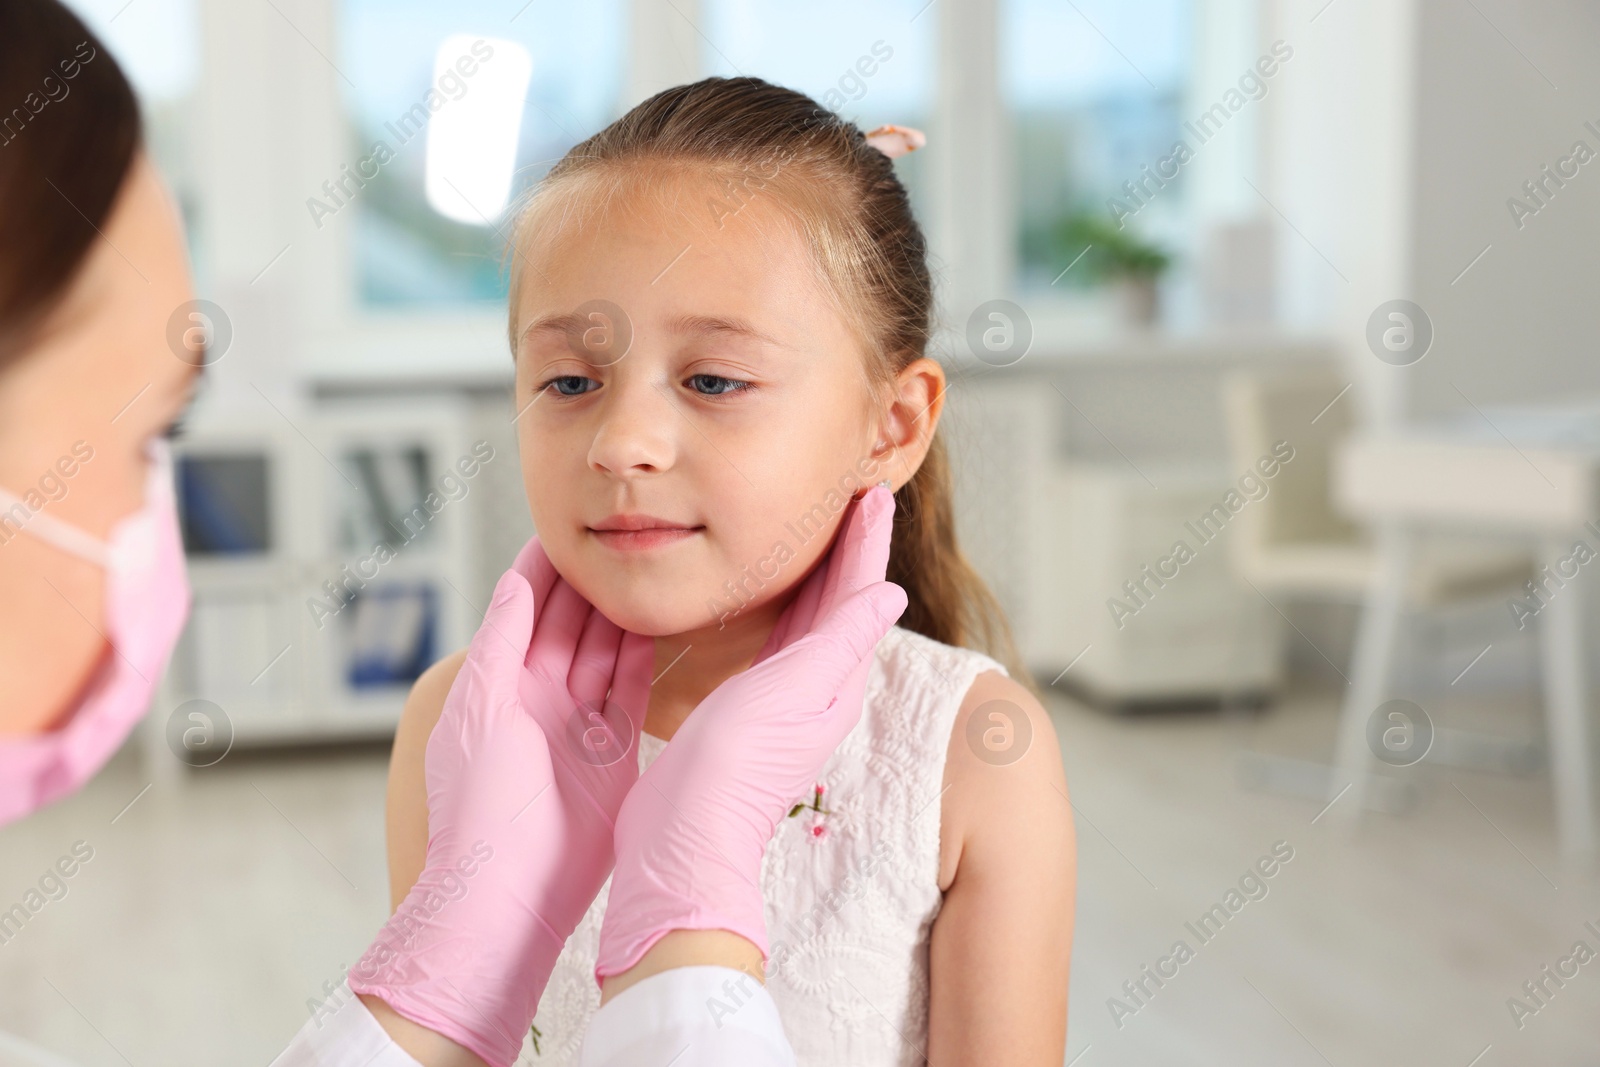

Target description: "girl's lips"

left=589, top=526, right=704, bottom=551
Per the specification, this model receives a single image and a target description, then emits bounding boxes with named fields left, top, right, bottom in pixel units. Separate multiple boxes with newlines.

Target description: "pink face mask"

left=0, top=438, right=191, bottom=826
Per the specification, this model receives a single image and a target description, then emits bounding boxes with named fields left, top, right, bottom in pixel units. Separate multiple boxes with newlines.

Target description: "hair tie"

left=864, top=124, right=926, bottom=160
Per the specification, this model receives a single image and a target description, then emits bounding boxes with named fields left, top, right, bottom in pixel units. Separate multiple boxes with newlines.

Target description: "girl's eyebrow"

left=519, top=310, right=790, bottom=353
left=519, top=311, right=588, bottom=348
left=666, top=313, right=788, bottom=351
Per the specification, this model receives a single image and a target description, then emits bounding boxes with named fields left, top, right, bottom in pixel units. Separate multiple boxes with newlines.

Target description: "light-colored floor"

left=1056, top=678, right=1600, bottom=1067
left=0, top=676, right=1595, bottom=1066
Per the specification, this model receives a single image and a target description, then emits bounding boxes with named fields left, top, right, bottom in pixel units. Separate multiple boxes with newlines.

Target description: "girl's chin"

left=582, top=598, right=716, bottom=638
left=597, top=588, right=797, bottom=637
left=569, top=561, right=797, bottom=637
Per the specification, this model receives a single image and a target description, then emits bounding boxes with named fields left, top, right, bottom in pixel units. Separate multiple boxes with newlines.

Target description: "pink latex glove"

left=595, top=484, right=906, bottom=980
left=349, top=540, right=653, bottom=1067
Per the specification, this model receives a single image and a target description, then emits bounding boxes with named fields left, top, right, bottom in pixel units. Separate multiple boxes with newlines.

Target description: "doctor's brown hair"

left=0, top=0, right=141, bottom=369
left=507, top=76, right=1031, bottom=690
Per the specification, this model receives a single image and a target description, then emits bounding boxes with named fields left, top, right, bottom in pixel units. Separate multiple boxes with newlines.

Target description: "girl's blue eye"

left=542, top=376, right=596, bottom=397
left=688, top=374, right=750, bottom=396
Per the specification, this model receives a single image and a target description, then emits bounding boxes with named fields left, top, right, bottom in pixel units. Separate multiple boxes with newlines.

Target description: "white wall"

left=1264, top=0, right=1600, bottom=425
left=1261, top=0, right=1420, bottom=429
left=1408, top=0, right=1600, bottom=418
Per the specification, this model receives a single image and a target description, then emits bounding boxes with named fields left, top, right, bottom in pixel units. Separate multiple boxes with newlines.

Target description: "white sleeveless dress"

left=524, top=625, right=1010, bottom=1066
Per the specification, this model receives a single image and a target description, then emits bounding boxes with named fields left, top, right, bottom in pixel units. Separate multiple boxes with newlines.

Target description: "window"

left=1003, top=0, right=1192, bottom=291
left=336, top=0, right=627, bottom=308
left=60, top=0, right=201, bottom=103
left=62, top=0, right=202, bottom=246
left=700, top=0, right=937, bottom=222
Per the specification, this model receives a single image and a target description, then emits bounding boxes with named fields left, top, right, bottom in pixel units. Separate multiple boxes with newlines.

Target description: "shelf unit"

left=144, top=395, right=486, bottom=764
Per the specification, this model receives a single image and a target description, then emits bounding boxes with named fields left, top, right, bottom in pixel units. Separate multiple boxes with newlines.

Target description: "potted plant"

left=1054, top=210, right=1174, bottom=328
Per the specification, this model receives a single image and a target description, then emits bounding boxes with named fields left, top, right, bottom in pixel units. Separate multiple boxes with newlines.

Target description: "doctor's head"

left=0, top=0, right=201, bottom=734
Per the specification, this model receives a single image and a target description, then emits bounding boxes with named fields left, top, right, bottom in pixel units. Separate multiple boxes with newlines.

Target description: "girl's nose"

left=587, top=376, right=679, bottom=478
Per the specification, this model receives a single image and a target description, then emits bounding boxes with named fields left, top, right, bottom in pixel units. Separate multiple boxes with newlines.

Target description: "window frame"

left=189, top=0, right=1238, bottom=380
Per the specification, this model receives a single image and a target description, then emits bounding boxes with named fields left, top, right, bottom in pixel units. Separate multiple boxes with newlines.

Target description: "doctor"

left=0, top=3, right=905, bottom=1065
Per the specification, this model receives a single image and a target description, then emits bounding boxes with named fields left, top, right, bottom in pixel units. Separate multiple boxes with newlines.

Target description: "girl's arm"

left=929, top=670, right=1076, bottom=1065
left=385, top=648, right=468, bottom=908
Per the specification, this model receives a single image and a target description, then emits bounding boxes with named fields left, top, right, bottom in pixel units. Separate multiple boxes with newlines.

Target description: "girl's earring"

left=857, top=440, right=890, bottom=498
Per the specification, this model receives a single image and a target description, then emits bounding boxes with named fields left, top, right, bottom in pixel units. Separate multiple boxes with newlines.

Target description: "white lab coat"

left=269, top=965, right=795, bottom=1067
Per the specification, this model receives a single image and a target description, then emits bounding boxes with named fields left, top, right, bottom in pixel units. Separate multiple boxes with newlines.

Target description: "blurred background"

left=4, top=0, right=1600, bottom=1063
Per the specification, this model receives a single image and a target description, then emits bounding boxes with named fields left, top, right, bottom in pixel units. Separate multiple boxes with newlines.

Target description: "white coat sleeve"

left=578, top=965, right=797, bottom=1067
left=269, top=967, right=795, bottom=1067
left=268, top=984, right=423, bottom=1067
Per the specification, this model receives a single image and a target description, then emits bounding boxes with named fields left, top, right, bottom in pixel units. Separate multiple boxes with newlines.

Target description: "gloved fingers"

left=427, top=570, right=536, bottom=783
left=489, top=713, right=557, bottom=831
left=609, top=629, right=656, bottom=739
left=814, top=484, right=895, bottom=624
left=458, top=569, right=537, bottom=704
left=528, top=576, right=592, bottom=681
left=750, top=603, right=789, bottom=665
left=757, top=485, right=895, bottom=666
left=570, top=696, right=634, bottom=776
left=808, top=494, right=860, bottom=627
left=753, top=542, right=827, bottom=663
left=801, top=578, right=907, bottom=701
left=824, top=646, right=877, bottom=741
left=510, top=535, right=562, bottom=625
left=568, top=603, right=624, bottom=711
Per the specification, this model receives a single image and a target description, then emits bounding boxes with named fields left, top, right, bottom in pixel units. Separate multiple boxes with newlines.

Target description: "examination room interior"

left=3, top=0, right=1599, bottom=1064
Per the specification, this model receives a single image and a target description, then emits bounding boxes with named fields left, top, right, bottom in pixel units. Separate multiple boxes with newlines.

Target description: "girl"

left=386, top=76, right=1075, bottom=1065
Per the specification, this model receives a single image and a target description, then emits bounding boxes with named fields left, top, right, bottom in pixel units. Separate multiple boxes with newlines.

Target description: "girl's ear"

left=870, top=356, right=946, bottom=491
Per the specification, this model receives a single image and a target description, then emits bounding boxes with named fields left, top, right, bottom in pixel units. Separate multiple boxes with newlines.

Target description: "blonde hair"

left=507, top=76, right=1033, bottom=692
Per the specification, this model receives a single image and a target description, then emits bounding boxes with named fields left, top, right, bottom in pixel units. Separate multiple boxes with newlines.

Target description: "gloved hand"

left=596, top=485, right=906, bottom=980
left=349, top=539, right=653, bottom=1067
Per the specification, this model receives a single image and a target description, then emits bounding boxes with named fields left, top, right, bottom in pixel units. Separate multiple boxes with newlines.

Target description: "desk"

left=1335, top=407, right=1600, bottom=865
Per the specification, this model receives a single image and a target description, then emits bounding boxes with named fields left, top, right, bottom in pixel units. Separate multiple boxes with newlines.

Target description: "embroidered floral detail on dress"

left=787, top=782, right=831, bottom=839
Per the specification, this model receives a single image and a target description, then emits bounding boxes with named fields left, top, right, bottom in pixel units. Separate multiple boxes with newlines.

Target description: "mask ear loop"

left=0, top=484, right=112, bottom=568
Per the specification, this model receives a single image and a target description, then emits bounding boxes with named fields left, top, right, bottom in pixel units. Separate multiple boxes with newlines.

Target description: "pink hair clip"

left=864, top=124, right=927, bottom=159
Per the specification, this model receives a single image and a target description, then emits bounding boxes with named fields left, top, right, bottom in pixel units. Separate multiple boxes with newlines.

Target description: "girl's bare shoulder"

left=396, top=647, right=469, bottom=751
left=384, top=647, right=469, bottom=907
left=937, top=669, right=1072, bottom=892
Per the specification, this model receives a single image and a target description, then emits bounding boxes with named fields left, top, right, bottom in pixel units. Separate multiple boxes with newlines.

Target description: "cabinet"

left=146, top=396, right=492, bottom=759
left=948, top=374, right=1285, bottom=706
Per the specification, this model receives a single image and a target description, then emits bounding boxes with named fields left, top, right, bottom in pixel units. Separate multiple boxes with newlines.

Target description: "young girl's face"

left=512, top=169, right=890, bottom=637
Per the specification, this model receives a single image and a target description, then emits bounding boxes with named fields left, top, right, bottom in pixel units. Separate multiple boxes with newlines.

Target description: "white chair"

left=1221, top=369, right=1537, bottom=815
